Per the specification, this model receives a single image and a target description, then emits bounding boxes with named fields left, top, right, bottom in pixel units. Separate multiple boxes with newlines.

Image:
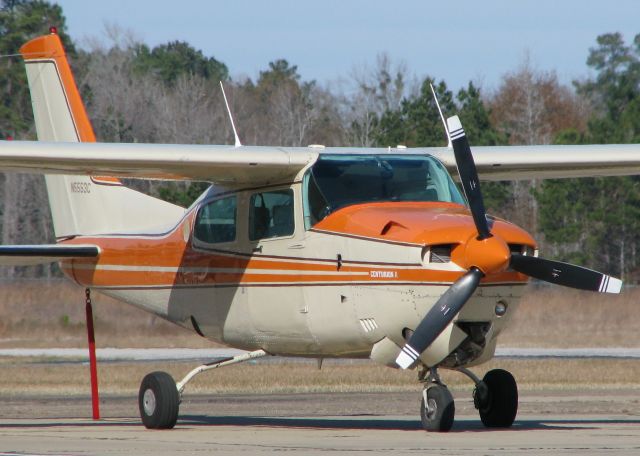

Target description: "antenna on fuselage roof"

left=430, top=83, right=452, bottom=148
left=219, top=81, right=242, bottom=147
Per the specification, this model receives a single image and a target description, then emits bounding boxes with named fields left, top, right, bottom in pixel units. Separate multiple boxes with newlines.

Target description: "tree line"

left=0, top=1, right=639, bottom=282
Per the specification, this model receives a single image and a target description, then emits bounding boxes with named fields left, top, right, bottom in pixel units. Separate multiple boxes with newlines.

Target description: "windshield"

left=303, top=154, right=465, bottom=227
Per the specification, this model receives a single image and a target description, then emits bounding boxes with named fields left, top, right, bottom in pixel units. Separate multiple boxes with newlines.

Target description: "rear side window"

left=194, top=196, right=237, bottom=244
left=249, top=189, right=294, bottom=240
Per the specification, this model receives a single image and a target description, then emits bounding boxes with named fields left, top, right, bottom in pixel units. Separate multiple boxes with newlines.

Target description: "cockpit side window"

left=194, top=195, right=237, bottom=244
left=249, top=189, right=295, bottom=241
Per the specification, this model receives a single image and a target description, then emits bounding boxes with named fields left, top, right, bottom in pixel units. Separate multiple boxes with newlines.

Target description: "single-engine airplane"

left=1, top=31, right=639, bottom=432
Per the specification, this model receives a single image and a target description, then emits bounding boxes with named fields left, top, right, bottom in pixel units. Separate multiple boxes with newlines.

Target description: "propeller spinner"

left=396, top=115, right=622, bottom=369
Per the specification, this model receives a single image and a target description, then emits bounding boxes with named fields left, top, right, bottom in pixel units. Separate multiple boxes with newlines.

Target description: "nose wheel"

left=418, top=367, right=455, bottom=432
left=420, top=383, right=455, bottom=432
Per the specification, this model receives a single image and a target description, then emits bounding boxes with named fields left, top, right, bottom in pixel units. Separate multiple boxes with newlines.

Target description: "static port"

left=495, top=301, right=508, bottom=317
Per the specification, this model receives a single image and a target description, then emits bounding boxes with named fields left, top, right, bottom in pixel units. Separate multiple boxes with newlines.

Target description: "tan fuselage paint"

left=61, top=185, right=534, bottom=367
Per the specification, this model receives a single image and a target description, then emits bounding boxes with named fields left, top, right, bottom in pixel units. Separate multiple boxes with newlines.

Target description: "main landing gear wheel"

left=420, top=384, right=455, bottom=432
left=474, top=368, right=518, bottom=428
left=139, top=371, right=180, bottom=429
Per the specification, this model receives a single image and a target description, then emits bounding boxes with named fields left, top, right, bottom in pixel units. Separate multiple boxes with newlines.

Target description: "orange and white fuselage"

left=61, top=189, right=535, bottom=368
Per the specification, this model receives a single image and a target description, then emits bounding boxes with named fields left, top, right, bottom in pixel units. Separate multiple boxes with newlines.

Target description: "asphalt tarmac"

left=0, top=390, right=639, bottom=455
left=4, top=347, right=640, bottom=360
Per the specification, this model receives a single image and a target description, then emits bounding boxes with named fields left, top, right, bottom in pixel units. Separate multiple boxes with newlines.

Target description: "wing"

left=0, top=245, right=99, bottom=266
left=1, top=141, right=640, bottom=185
left=431, top=144, right=640, bottom=181
left=0, top=140, right=318, bottom=186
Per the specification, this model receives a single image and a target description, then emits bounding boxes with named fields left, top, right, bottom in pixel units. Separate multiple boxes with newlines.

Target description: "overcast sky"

left=53, top=0, right=639, bottom=91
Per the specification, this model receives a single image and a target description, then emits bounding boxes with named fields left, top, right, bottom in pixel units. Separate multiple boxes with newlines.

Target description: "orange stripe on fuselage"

left=60, top=207, right=530, bottom=288
left=63, top=268, right=525, bottom=288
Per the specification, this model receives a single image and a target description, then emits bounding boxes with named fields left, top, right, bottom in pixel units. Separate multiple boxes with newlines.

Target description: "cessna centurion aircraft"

left=1, top=31, right=639, bottom=432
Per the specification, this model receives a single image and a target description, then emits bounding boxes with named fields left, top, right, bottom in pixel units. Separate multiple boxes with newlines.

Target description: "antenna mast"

left=430, top=83, right=452, bottom=148
left=220, top=81, right=242, bottom=147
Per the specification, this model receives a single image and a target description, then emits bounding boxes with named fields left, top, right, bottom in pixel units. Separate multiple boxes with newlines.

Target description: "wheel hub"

left=143, top=388, right=156, bottom=416
left=426, top=398, right=437, bottom=420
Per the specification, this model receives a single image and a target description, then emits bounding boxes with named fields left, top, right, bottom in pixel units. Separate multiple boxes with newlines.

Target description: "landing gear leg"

left=138, top=349, right=267, bottom=429
left=418, top=367, right=455, bottom=432
left=458, top=367, right=518, bottom=428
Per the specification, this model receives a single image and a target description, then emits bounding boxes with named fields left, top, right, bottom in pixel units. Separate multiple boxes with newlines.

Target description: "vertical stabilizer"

left=20, top=32, right=184, bottom=238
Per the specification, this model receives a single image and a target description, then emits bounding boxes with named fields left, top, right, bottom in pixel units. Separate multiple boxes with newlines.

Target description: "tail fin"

left=20, top=32, right=184, bottom=238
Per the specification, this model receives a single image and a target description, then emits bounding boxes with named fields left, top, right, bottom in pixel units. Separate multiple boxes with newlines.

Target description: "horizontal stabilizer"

left=0, top=244, right=99, bottom=266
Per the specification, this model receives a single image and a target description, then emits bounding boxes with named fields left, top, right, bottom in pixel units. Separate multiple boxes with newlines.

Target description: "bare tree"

left=342, top=53, right=417, bottom=146
left=1, top=173, right=55, bottom=278
left=154, top=74, right=228, bottom=145
left=81, top=27, right=161, bottom=143
left=488, top=55, right=589, bottom=241
left=490, top=54, right=588, bottom=146
left=231, top=63, right=340, bottom=148
left=268, top=83, right=317, bottom=146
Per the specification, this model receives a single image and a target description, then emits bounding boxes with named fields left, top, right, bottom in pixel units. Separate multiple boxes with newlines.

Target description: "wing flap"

left=0, top=245, right=99, bottom=266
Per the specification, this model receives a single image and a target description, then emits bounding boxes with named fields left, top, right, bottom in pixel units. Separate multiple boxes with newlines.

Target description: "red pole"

left=85, top=288, right=100, bottom=420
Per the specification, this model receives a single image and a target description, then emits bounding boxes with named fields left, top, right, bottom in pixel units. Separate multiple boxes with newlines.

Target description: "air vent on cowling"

left=508, top=244, right=523, bottom=255
left=509, top=244, right=535, bottom=256
left=359, top=318, right=378, bottom=333
left=430, top=245, right=453, bottom=263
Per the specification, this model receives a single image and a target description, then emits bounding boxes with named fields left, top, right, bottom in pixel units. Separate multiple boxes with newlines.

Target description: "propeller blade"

left=447, top=116, right=491, bottom=240
left=396, top=268, right=484, bottom=369
left=510, top=254, right=622, bottom=294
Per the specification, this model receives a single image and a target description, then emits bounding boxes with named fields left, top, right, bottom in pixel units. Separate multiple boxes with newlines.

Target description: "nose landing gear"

left=417, top=366, right=518, bottom=432
left=418, top=368, right=455, bottom=432
left=420, top=383, right=455, bottom=432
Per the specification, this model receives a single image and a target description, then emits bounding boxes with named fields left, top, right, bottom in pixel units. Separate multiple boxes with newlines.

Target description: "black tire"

left=477, top=368, right=518, bottom=428
left=420, top=385, right=455, bottom=432
left=138, top=371, right=180, bottom=429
